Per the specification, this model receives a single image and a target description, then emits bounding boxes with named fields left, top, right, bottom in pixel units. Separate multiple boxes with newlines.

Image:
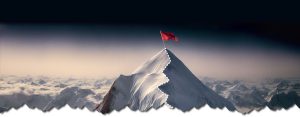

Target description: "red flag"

left=160, top=31, right=178, bottom=42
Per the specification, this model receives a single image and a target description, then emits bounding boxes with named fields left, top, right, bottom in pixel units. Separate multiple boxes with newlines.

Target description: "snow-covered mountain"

left=97, top=49, right=235, bottom=113
left=1, top=49, right=300, bottom=114
left=202, top=78, right=300, bottom=113
left=0, top=76, right=114, bottom=113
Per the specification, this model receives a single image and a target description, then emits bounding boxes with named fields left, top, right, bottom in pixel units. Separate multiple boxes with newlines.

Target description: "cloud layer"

left=0, top=75, right=114, bottom=112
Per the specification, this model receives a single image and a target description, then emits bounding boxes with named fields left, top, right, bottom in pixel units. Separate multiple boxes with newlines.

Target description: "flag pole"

left=160, top=30, right=166, bottom=49
left=162, top=39, right=166, bottom=49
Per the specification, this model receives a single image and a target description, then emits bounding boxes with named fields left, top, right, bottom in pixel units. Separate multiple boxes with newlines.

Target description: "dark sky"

left=1, top=1, right=300, bottom=51
left=1, top=23, right=300, bottom=54
left=1, top=1, right=300, bottom=79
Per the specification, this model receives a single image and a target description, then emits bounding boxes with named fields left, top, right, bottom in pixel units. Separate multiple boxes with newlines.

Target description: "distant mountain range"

left=1, top=49, right=299, bottom=114
left=201, top=77, right=300, bottom=113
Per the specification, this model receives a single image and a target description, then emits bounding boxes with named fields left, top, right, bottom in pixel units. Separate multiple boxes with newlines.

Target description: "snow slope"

left=98, top=49, right=235, bottom=113
left=160, top=49, right=235, bottom=111
left=98, top=49, right=170, bottom=113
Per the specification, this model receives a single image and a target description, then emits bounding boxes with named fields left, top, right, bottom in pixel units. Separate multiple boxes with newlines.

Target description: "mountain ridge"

left=97, top=49, right=235, bottom=113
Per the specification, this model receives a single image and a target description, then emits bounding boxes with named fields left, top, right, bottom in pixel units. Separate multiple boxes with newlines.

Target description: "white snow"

left=160, top=49, right=235, bottom=111
left=99, top=49, right=170, bottom=112
left=98, top=49, right=235, bottom=113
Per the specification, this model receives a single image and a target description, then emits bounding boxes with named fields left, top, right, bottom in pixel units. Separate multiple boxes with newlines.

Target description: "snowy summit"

left=97, top=49, right=235, bottom=113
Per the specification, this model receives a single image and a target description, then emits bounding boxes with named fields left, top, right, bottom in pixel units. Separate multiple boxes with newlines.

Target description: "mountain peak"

left=98, top=49, right=235, bottom=113
left=132, top=48, right=170, bottom=74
